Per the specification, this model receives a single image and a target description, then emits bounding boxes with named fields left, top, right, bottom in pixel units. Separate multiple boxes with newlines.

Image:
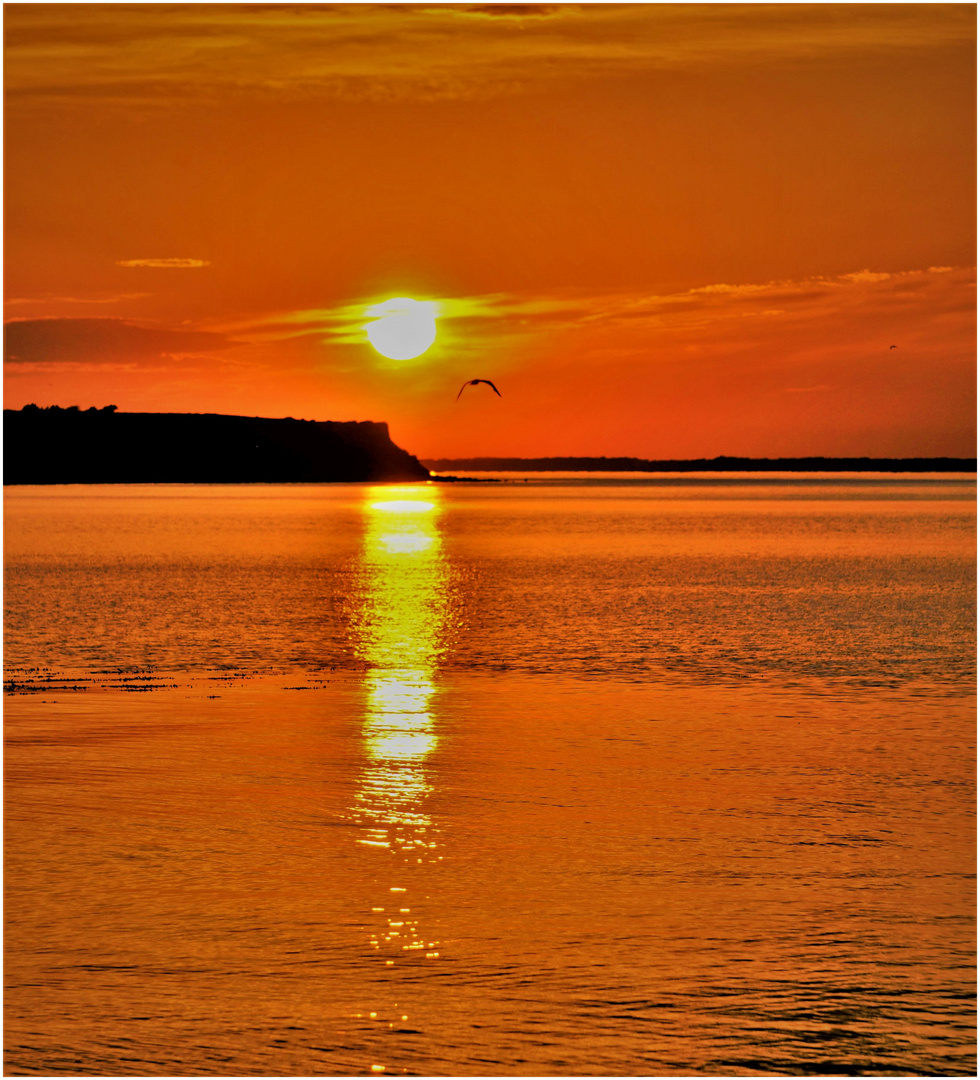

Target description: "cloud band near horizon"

left=4, top=318, right=235, bottom=365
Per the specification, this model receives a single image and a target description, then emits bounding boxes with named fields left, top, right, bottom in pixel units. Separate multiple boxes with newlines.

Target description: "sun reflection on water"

left=365, top=672, right=438, bottom=763
left=346, top=486, right=453, bottom=984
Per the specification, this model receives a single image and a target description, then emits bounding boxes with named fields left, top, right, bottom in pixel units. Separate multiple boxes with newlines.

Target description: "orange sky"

left=4, top=3, right=976, bottom=458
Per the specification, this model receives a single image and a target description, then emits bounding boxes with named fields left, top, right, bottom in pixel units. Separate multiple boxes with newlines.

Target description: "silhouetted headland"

left=4, top=405, right=430, bottom=484
left=423, top=455, right=977, bottom=474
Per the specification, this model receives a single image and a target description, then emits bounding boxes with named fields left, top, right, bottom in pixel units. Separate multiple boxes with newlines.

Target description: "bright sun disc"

left=365, top=298, right=437, bottom=360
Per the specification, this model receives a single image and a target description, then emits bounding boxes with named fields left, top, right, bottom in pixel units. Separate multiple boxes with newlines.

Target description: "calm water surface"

left=4, top=476, right=976, bottom=1076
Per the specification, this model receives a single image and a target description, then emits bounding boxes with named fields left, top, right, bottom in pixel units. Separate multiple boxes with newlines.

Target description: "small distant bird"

left=890, top=345, right=898, bottom=349
left=456, top=379, right=501, bottom=401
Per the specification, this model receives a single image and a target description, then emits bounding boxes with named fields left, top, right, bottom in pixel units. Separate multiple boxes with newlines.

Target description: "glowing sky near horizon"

left=3, top=3, right=975, bottom=458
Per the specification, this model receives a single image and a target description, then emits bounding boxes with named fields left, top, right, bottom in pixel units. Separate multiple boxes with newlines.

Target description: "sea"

left=3, top=474, right=976, bottom=1077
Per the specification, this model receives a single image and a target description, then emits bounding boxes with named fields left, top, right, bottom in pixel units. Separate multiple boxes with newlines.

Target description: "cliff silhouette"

left=4, top=406, right=430, bottom=484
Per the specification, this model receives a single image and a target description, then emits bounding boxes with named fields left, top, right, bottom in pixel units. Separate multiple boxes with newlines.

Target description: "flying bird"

left=890, top=345, right=898, bottom=349
left=456, top=379, right=501, bottom=401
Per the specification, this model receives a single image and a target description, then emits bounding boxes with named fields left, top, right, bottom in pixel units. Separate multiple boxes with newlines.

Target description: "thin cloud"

left=4, top=318, right=235, bottom=365
left=6, top=292, right=150, bottom=306
left=464, top=5, right=559, bottom=17
left=570, top=267, right=977, bottom=335
left=5, top=5, right=973, bottom=107
left=839, top=270, right=892, bottom=284
left=116, top=258, right=210, bottom=269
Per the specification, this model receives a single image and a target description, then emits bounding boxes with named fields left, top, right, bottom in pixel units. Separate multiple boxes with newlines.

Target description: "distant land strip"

left=422, top=456, right=977, bottom=473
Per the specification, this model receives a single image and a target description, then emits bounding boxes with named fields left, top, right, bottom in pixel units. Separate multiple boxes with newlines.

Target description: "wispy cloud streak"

left=6, top=5, right=974, bottom=107
left=4, top=318, right=235, bottom=365
left=116, top=258, right=210, bottom=269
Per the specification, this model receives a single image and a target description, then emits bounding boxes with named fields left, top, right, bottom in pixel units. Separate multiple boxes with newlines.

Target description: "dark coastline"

left=5, top=407, right=974, bottom=484
left=423, top=455, right=977, bottom=474
left=3, top=407, right=430, bottom=484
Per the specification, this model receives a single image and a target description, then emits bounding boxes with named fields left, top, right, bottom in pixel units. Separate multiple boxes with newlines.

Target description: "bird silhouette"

left=456, top=379, right=501, bottom=401
left=890, top=345, right=898, bottom=349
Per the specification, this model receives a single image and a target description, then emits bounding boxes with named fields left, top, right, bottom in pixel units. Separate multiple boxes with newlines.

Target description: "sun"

left=365, top=298, right=438, bottom=360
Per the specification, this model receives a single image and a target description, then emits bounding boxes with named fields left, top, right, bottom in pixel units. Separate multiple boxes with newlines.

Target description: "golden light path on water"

left=346, top=487, right=451, bottom=994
